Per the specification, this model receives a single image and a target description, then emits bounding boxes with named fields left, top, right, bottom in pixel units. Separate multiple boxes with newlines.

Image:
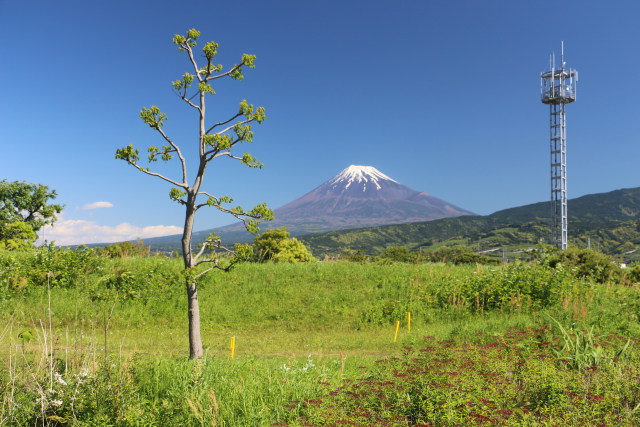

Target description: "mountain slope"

left=299, top=187, right=640, bottom=256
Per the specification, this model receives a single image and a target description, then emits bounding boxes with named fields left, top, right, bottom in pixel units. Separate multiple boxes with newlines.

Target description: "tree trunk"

left=182, top=197, right=203, bottom=359
left=186, top=278, right=203, bottom=359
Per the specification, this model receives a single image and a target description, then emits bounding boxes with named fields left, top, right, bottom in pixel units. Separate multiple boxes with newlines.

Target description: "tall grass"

left=3, top=250, right=640, bottom=424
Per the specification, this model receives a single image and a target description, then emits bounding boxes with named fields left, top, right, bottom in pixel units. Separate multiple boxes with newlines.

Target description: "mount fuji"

left=199, top=165, right=475, bottom=242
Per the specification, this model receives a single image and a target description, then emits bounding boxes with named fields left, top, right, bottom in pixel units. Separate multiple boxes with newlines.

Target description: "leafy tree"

left=115, top=29, right=273, bottom=359
left=0, top=180, right=63, bottom=233
left=0, top=221, right=37, bottom=251
left=254, top=227, right=316, bottom=263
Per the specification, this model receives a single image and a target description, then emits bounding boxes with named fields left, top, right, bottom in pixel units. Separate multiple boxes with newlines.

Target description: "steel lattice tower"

left=541, top=43, right=578, bottom=250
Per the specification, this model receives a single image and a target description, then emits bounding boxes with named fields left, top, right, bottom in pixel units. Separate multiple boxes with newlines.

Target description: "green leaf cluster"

left=172, top=28, right=200, bottom=49
left=202, top=41, right=218, bottom=61
left=139, top=106, right=167, bottom=129
left=171, top=72, right=194, bottom=91
left=198, top=82, right=215, bottom=95
left=147, top=145, right=174, bottom=162
left=241, top=153, right=262, bottom=168
left=169, top=188, right=187, bottom=204
left=239, top=99, right=266, bottom=123
left=115, top=144, right=140, bottom=163
left=0, top=221, right=37, bottom=251
left=203, top=133, right=232, bottom=150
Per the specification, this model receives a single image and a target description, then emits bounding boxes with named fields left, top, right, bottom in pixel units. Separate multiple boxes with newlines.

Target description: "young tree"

left=0, top=180, right=63, bottom=233
left=115, top=29, right=273, bottom=359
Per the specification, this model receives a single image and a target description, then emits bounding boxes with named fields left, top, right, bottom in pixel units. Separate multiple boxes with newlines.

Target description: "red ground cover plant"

left=279, top=325, right=640, bottom=426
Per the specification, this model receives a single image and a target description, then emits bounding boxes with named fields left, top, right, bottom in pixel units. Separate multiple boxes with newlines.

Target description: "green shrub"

left=340, top=248, right=370, bottom=263
left=254, top=227, right=316, bottom=263
left=0, top=246, right=104, bottom=290
left=433, top=262, right=575, bottom=312
left=539, top=246, right=620, bottom=283
left=96, top=239, right=151, bottom=258
left=376, top=245, right=500, bottom=265
left=377, top=246, right=415, bottom=263
left=427, top=245, right=500, bottom=265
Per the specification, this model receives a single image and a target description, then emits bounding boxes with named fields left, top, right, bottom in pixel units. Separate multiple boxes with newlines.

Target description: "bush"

left=340, top=248, right=370, bottom=263
left=426, top=246, right=500, bottom=265
left=538, top=245, right=620, bottom=283
left=0, top=246, right=104, bottom=290
left=96, top=239, right=151, bottom=258
left=377, top=246, right=415, bottom=263
left=376, top=245, right=500, bottom=265
left=253, top=227, right=316, bottom=263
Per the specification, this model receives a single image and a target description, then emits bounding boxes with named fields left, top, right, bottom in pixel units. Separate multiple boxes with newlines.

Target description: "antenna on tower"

left=540, top=43, right=578, bottom=250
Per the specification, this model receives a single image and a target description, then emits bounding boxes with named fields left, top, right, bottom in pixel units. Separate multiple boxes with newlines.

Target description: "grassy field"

left=2, top=250, right=640, bottom=425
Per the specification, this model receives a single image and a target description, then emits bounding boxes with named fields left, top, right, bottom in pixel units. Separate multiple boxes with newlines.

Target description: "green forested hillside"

left=300, top=187, right=640, bottom=257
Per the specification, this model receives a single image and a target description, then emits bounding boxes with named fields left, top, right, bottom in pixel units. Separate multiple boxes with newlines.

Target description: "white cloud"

left=38, top=217, right=182, bottom=246
left=82, top=201, right=114, bottom=210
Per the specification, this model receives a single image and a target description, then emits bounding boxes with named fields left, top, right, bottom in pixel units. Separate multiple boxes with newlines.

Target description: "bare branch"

left=205, top=112, right=244, bottom=134
left=195, top=263, right=232, bottom=278
left=197, top=191, right=217, bottom=199
left=193, top=238, right=215, bottom=261
left=183, top=43, right=204, bottom=83
left=155, top=127, right=188, bottom=186
left=193, top=244, right=209, bottom=262
left=124, top=160, right=186, bottom=188
left=206, top=150, right=243, bottom=163
left=213, top=118, right=253, bottom=137
left=205, top=63, right=242, bottom=81
left=179, top=94, right=201, bottom=111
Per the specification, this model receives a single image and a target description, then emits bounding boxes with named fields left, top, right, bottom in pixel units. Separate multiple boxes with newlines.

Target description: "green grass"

left=3, top=253, right=640, bottom=425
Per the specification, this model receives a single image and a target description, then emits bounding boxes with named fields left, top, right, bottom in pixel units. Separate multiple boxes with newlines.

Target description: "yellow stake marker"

left=393, top=320, right=400, bottom=342
left=230, top=336, right=236, bottom=360
left=407, top=312, right=411, bottom=333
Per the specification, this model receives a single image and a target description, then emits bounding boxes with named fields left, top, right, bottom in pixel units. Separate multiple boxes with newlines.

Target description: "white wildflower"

left=54, top=372, right=67, bottom=386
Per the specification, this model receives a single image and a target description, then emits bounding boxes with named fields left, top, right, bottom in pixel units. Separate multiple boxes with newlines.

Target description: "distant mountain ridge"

left=298, top=187, right=640, bottom=257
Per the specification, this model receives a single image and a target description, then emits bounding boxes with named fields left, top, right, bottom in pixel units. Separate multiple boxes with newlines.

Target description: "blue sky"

left=1, top=0, right=639, bottom=245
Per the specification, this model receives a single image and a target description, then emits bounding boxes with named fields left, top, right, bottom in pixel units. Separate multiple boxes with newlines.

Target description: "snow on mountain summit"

left=329, top=165, right=398, bottom=191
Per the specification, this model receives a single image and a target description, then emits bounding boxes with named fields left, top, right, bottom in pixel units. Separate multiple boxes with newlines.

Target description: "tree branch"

left=205, top=63, right=242, bottom=81
left=194, top=262, right=233, bottom=278
left=213, top=118, right=253, bottom=137
left=205, top=112, right=244, bottom=134
left=179, top=94, right=201, bottom=111
left=154, top=128, right=188, bottom=186
left=124, top=160, right=186, bottom=188
left=183, top=43, right=204, bottom=83
left=193, top=239, right=214, bottom=261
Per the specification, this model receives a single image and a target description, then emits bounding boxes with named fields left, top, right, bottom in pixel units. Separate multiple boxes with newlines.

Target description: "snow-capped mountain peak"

left=211, top=164, right=475, bottom=237
left=329, top=165, right=398, bottom=191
